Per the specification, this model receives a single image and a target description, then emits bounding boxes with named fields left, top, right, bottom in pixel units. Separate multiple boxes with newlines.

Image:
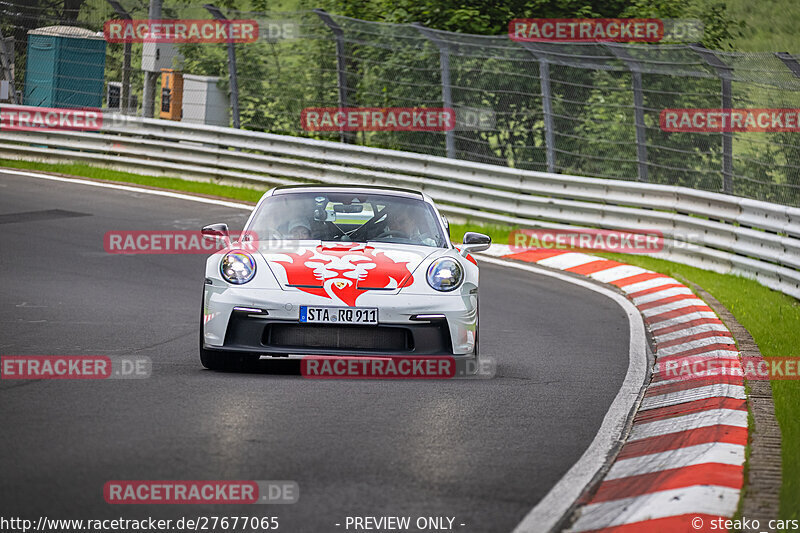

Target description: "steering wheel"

left=348, top=208, right=390, bottom=241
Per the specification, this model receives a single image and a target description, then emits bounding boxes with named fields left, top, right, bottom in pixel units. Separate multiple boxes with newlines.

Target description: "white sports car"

left=200, top=185, right=490, bottom=371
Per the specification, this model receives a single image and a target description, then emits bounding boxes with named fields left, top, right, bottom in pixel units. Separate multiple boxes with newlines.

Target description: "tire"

left=200, top=298, right=225, bottom=370
left=200, top=318, right=260, bottom=372
left=474, top=295, right=480, bottom=357
left=463, top=298, right=480, bottom=376
left=200, top=338, right=257, bottom=372
left=200, top=303, right=251, bottom=371
left=200, top=325, right=228, bottom=370
left=200, top=347, right=228, bottom=370
left=200, top=348, right=223, bottom=371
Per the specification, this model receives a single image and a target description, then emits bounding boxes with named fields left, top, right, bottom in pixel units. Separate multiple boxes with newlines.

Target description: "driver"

left=389, top=210, right=417, bottom=235
left=382, top=209, right=436, bottom=246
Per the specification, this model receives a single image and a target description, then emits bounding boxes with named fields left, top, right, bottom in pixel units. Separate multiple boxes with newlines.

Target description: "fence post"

left=775, top=52, right=800, bottom=77
left=106, top=0, right=133, bottom=114
left=521, top=43, right=557, bottom=174
left=413, top=23, right=455, bottom=159
left=539, top=60, right=556, bottom=173
left=204, top=4, right=240, bottom=128
left=691, top=44, right=733, bottom=195
left=605, top=44, right=648, bottom=182
left=313, top=9, right=353, bottom=144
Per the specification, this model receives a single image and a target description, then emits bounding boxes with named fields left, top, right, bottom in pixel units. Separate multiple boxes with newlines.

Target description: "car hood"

left=257, top=241, right=440, bottom=306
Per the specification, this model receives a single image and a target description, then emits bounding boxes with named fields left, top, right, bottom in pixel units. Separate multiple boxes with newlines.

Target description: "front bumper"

left=202, top=286, right=477, bottom=356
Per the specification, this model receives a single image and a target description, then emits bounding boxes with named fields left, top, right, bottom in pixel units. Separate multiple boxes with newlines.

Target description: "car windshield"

left=248, top=191, right=447, bottom=247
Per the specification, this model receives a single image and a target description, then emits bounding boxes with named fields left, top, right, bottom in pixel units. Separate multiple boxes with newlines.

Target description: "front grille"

left=264, top=324, right=412, bottom=352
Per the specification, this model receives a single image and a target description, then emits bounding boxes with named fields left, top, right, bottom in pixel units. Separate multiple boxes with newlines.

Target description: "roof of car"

left=272, top=184, right=424, bottom=198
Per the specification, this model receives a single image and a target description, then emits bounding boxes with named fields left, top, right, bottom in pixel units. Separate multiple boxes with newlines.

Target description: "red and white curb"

left=486, top=246, right=746, bottom=533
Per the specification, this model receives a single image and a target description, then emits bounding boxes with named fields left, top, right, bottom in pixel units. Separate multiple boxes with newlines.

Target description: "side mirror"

left=202, top=223, right=231, bottom=248
left=460, top=232, right=491, bottom=256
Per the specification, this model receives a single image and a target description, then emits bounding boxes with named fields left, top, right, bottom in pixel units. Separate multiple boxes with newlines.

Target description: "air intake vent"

left=264, top=324, right=412, bottom=352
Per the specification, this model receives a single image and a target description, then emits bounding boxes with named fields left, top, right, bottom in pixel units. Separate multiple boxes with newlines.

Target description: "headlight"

left=426, top=258, right=463, bottom=292
left=220, top=251, right=256, bottom=284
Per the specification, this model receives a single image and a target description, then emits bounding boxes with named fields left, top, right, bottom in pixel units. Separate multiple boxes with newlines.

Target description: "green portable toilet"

left=24, top=26, right=106, bottom=108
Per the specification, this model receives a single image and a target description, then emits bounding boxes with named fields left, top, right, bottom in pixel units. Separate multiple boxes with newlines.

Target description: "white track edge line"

left=1, top=169, right=255, bottom=210
left=476, top=255, right=649, bottom=533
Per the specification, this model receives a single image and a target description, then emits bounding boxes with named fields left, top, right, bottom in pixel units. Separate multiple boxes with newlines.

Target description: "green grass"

left=723, top=0, right=800, bottom=53
left=0, top=159, right=266, bottom=204
left=449, top=221, right=519, bottom=244
left=3, top=157, right=799, bottom=517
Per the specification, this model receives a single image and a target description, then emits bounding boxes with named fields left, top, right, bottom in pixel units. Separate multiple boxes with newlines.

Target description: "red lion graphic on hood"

left=271, top=244, right=415, bottom=306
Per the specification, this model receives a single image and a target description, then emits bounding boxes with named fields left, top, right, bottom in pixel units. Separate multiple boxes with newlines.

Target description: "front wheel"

left=200, top=342, right=228, bottom=371
left=200, top=308, right=255, bottom=371
left=200, top=341, right=258, bottom=372
left=474, top=295, right=479, bottom=357
left=464, top=299, right=480, bottom=376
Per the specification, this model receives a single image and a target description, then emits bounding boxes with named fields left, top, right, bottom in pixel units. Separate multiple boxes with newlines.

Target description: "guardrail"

left=1, top=109, right=798, bottom=299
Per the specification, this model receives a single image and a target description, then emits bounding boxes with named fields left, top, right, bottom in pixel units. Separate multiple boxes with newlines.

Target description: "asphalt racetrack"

left=0, top=171, right=630, bottom=532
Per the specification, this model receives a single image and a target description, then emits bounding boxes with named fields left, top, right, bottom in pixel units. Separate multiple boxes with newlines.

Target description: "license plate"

left=300, top=306, right=378, bottom=325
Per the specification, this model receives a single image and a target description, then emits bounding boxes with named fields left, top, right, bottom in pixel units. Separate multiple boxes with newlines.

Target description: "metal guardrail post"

left=691, top=44, right=733, bottom=195
left=106, top=0, right=133, bottom=114
left=205, top=4, right=240, bottom=128
left=413, top=23, right=455, bottom=159
left=313, top=9, right=353, bottom=144
left=605, top=44, right=649, bottom=182
left=520, top=43, right=556, bottom=174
